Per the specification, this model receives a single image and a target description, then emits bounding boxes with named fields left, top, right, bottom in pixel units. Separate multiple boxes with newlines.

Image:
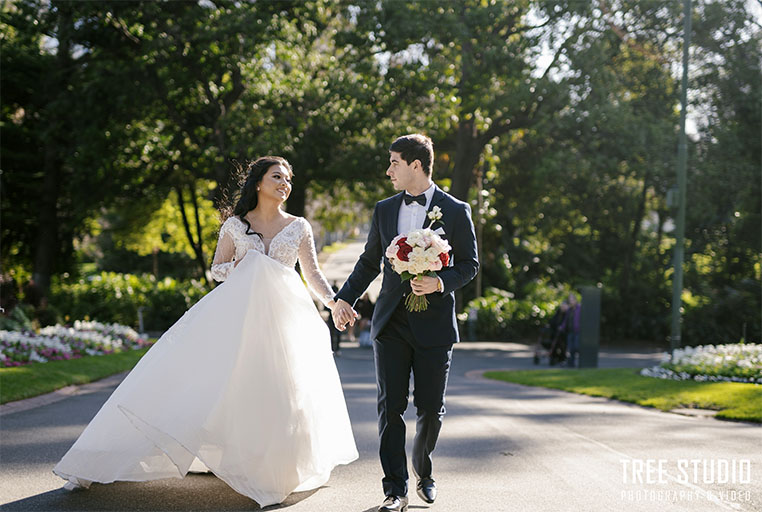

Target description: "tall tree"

left=2, top=0, right=151, bottom=292
left=680, top=0, right=762, bottom=342
left=345, top=0, right=589, bottom=201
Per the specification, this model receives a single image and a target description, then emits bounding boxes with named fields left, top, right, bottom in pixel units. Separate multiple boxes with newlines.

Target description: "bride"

left=53, top=156, right=359, bottom=506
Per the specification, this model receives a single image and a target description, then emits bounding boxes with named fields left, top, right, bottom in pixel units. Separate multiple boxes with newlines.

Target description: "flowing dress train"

left=53, top=217, right=358, bottom=506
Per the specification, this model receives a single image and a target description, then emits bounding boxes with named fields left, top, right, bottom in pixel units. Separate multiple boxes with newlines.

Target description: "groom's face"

left=386, top=151, right=417, bottom=192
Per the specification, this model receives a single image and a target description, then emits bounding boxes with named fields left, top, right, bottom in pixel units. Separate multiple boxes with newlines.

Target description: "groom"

left=332, top=134, right=479, bottom=512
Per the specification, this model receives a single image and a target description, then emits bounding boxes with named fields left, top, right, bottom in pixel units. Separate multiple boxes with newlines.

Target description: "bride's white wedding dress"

left=53, top=216, right=359, bottom=506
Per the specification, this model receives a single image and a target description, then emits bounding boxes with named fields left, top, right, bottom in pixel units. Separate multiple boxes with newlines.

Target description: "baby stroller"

left=533, top=308, right=567, bottom=366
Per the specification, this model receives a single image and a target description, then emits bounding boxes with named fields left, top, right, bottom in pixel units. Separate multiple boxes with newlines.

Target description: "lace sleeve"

left=211, top=220, right=236, bottom=282
left=297, top=219, right=335, bottom=307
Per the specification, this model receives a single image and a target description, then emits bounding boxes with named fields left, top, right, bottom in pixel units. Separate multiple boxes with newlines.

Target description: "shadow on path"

left=0, top=474, right=325, bottom=511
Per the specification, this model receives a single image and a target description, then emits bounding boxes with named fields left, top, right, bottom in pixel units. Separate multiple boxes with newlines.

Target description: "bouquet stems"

left=405, top=293, right=429, bottom=312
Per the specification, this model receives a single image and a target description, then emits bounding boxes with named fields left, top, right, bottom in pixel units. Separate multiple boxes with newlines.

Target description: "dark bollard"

left=579, top=286, right=601, bottom=368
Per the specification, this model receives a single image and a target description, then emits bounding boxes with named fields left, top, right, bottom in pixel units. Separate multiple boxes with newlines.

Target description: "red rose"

left=396, top=239, right=413, bottom=261
left=439, top=252, right=450, bottom=266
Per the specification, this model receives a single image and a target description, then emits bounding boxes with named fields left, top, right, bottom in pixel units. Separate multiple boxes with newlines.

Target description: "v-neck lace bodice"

left=210, top=216, right=335, bottom=306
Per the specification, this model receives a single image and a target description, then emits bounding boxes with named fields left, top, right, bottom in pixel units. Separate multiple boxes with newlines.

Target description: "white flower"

left=427, top=206, right=443, bottom=222
left=407, top=231, right=424, bottom=247
left=28, top=351, right=47, bottom=363
left=385, top=227, right=451, bottom=279
left=642, top=343, right=761, bottom=384
left=1, top=321, right=150, bottom=367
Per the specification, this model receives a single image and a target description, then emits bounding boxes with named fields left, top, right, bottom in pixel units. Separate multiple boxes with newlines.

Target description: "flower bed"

left=0, top=320, right=152, bottom=367
left=640, top=343, right=762, bottom=384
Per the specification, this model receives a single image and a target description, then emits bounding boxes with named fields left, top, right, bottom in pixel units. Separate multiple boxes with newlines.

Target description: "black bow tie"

left=404, top=193, right=426, bottom=207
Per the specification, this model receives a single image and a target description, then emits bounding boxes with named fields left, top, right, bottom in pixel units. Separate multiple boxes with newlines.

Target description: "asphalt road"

left=2, top=342, right=760, bottom=512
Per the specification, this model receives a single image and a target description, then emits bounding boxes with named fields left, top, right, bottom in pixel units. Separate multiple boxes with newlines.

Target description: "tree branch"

left=479, top=20, right=581, bottom=143
left=105, top=12, right=140, bottom=44
left=596, top=0, right=668, bottom=65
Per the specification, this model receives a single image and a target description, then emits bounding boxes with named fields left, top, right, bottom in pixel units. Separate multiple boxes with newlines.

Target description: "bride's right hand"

left=232, top=253, right=246, bottom=267
left=332, top=299, right=358, bottom=331
left=234, top=249, right=258, bottom=267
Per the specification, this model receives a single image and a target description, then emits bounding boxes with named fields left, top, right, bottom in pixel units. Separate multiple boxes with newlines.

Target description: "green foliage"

left=461, top=288, right=514, bottom=340
left=462, top=281, right=573, bottom=340
left=0, top=305, right=34, bottom=332
left=485, top=368, right=762, bottom=423
left=112, top=181, right=219, bottom=258
left=49, top=273, right=210, bottom=332
left=306, top=183, right=376, bottom=237
left=2, top=0, right=758, bottom=345
left=681, top=279, right=762, bottom=347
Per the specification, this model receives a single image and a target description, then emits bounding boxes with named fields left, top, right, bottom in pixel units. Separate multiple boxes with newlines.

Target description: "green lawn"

left=320, top=241, right=349, bottom=255
left=0, top=348, right=150, bottom=404
left=484, top=368, right=762, bottom=423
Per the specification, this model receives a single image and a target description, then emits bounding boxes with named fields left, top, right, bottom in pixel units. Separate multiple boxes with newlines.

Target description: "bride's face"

left=258, top=164, right=292, bottom=203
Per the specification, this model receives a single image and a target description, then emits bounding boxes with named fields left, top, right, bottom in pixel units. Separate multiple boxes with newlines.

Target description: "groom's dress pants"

left=373, top=299, right=453, bottom=497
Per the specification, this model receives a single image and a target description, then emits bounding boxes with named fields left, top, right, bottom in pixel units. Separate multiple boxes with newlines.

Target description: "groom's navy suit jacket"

left=336, top=185, right=479, bottom=347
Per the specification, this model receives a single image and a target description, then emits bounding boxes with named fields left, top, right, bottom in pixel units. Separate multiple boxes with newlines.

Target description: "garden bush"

left=681, top=279, right=760, bottom=347
left=49, top=272, right=210, bottom=332
left=459, top=280, right=573, bottom=341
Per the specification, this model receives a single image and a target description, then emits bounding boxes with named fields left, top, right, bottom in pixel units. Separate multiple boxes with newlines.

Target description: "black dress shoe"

left=417, top=477, right=437, bottom=503
left=378, top=495, right=408, bottom=512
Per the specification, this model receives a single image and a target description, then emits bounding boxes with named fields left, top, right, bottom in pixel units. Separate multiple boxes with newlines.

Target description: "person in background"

left=355, top=293, right=375, bottom=347
left=560, top=293, right=581, bottom=367
left=327, top=282, right=343, bottom=355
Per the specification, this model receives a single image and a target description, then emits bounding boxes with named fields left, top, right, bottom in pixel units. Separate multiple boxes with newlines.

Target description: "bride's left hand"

left=331, top=299, right=358, bottom=331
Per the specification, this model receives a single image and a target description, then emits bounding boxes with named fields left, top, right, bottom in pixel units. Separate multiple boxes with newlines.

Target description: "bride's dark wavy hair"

left=219, top=156, right=293, bottom=236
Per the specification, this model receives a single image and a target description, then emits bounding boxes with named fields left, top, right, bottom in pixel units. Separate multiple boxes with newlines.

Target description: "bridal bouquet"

left=385, top=206, right=451, bottom=312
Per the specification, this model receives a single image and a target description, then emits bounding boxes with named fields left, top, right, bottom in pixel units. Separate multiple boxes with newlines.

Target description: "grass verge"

left=0, top=348, right=149, bottom=404
left=320, top=241, right=349, bottom=255
left=484, top=368, right=762, bottom=423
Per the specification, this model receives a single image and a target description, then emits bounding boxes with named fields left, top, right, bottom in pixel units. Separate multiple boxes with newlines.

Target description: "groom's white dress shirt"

left=397, top=183, right=435, bottom=235
left=397, top=183, right=443, bottom=292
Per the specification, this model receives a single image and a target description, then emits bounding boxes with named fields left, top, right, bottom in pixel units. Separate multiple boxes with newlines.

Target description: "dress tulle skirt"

left=53, top=250, right=359, bottom=506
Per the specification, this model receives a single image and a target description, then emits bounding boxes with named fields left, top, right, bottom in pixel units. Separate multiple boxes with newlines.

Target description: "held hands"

left=410, top=275, right=441, bottom=296
left=331, top=298, right=359, bottom=331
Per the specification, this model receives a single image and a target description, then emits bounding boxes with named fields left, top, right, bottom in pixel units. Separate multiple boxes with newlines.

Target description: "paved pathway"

left=319, top=238, right=382, bottom=302
left=1, top=342, right=760, bottom=512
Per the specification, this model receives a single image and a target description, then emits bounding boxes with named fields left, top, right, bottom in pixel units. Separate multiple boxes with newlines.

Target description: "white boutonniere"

left=426, top=206, right=443, bottom=229
left=428, top=206, right=442, bottom=224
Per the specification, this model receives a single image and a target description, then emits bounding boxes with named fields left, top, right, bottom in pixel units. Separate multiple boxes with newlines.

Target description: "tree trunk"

left=152, top=247, right=159, bottom=277
left=32, top=3, right=73, bottom=296
left=619, top=174, right=650, bottom=331
left=175, top=183, right=210, bottom=285
left=450, top=119, right=482, bottom=201
left=189, top=183, right=205, bottom=268
left=656, top=208, right=665, bottom=261
left=33, top=143, right=61, bottom=295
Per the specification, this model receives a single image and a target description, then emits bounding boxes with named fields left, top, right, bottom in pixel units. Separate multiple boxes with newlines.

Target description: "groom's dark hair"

left=389, top=134, right=434, bottom=177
